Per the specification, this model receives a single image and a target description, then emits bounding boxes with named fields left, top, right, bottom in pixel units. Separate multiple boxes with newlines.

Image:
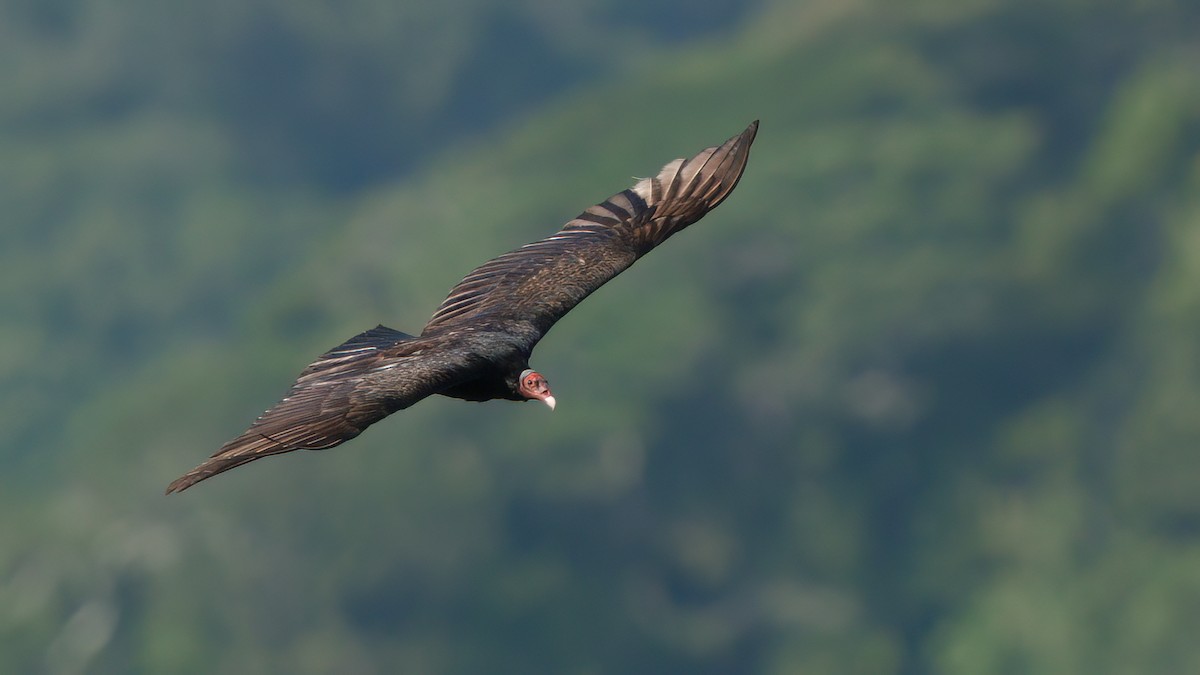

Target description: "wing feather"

left=422, top=121, right=758, bottom=340
left=165, top=326, right=466, bottom=493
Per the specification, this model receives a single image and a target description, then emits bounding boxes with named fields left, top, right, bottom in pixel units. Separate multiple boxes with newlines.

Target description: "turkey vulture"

left=166, top=121, right=758, bottom=493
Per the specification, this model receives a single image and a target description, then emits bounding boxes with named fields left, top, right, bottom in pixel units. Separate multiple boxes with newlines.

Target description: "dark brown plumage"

left=166, top=121, right=758, bottom=493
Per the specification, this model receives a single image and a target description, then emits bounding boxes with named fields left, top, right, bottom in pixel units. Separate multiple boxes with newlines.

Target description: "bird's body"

left=167, top=121, right=758, bottom=493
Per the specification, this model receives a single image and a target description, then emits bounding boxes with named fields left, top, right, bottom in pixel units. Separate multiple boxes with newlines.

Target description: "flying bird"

left=166, top=121, right=758, bottom=493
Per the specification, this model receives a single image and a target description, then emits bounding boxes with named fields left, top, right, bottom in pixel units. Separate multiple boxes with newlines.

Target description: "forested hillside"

left=3, top=0, right=1200, bottom=673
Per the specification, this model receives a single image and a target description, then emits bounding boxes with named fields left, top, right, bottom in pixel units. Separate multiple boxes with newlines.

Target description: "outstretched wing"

left=166, top=326, right=466, bottom=493
left=422, top=121, right=758, bottom=342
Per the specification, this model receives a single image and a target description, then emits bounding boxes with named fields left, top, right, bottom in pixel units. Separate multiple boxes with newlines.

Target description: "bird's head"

left=518, top=369, right=556, bottom=410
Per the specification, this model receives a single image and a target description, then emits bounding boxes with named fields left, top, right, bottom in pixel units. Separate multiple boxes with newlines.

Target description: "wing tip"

left=722, top=120, right=758, bottom=155
left=728, top=120, right=759, bottom=166
left=743, top=119, right=760, bottom=142
left=164, top=473, right=198, bottom=495
left=164, top=443, right=269, bottom=495
left=689, top=119, right=759, bottom=208
left=164, top=455, right=248, bottom=494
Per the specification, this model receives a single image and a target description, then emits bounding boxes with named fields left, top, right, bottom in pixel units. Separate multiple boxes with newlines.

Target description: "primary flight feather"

left=166, top=121, right=758, bottom=494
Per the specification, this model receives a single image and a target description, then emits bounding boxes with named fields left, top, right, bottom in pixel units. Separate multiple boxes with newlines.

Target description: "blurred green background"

left=4, top=0, right=1200, bottom=672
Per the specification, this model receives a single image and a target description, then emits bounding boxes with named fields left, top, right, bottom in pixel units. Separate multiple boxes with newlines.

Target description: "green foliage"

left=4, top=0, right=1200, bottom=672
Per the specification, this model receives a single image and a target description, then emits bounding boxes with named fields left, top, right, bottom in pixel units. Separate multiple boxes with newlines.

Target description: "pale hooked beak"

left=542, top=395, right=557, bottom=411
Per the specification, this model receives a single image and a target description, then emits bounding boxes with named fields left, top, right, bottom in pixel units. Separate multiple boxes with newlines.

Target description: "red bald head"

left=518, top=369, right=556, bottom=410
